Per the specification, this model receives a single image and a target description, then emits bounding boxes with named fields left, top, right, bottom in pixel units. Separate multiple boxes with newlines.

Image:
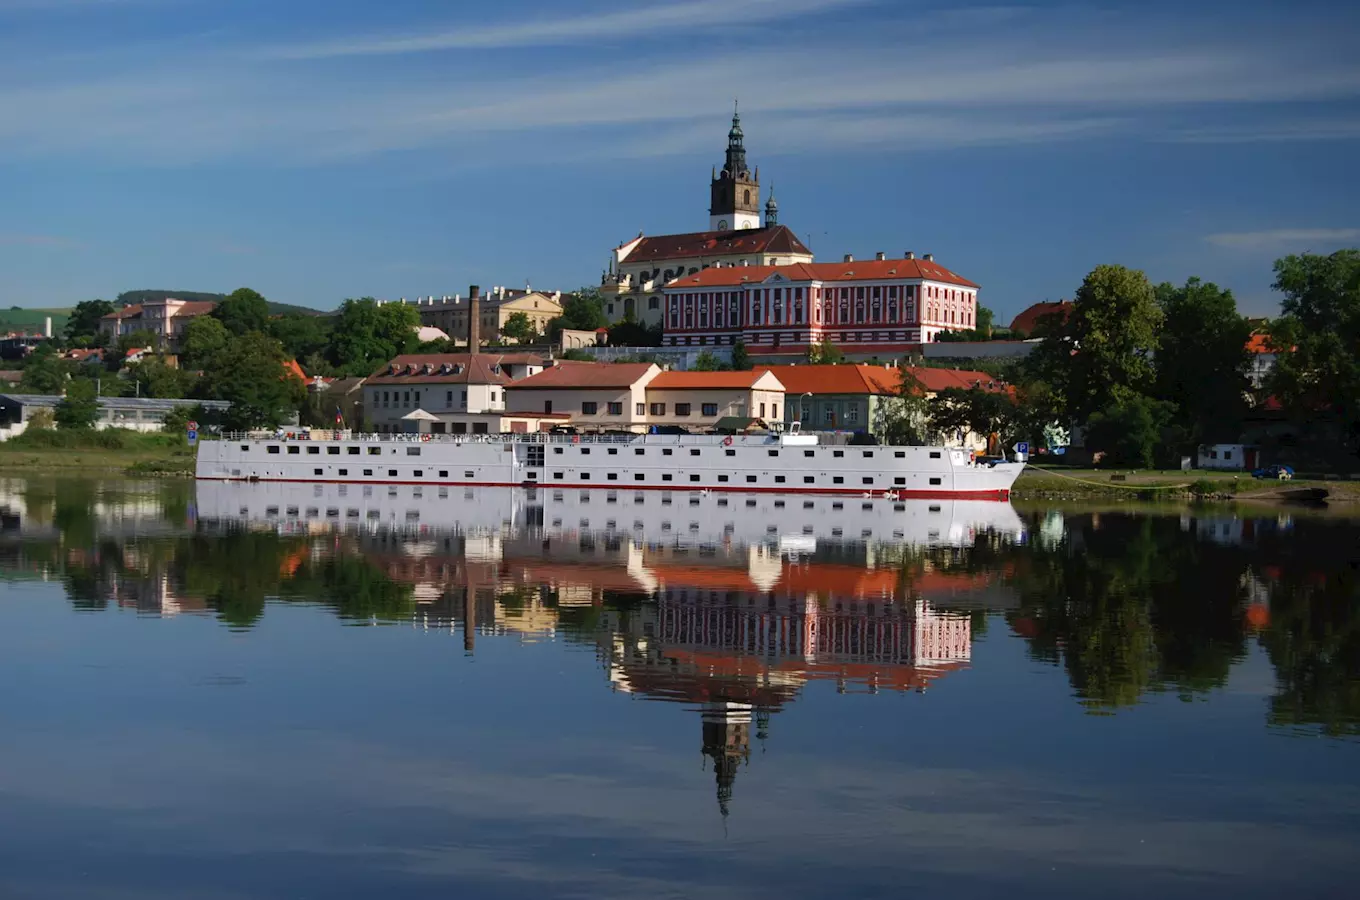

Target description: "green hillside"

left=115, top=290, right=325, bottom=317
left=0, top=307, right=70, bottom=335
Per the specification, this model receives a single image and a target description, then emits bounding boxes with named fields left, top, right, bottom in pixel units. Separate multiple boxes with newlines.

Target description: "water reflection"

left=4, top=478, right=1359, bottom=749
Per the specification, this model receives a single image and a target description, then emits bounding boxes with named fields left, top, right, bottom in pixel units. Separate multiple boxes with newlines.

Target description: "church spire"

left=765, top=183, right=778, bottom=226
left=710, top=103, right=760, bottom=231
left=725, top=99, right=748, bottom=177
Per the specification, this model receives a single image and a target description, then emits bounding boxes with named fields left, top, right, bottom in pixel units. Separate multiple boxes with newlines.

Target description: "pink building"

left=660, top=252, right=979, bottom=355
left=99, top=298, right=217, bottom=348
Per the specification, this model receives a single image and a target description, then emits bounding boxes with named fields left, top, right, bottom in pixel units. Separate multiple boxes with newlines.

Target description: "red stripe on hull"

left=195, top=475, right=1010, bottom=501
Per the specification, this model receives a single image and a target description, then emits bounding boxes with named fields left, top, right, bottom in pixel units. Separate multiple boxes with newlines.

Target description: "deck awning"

left=713, top=416, right=768, bottom=433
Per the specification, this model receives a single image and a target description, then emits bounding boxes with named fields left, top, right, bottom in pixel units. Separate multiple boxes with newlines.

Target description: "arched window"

left=743, top=189, right=751, bottom=205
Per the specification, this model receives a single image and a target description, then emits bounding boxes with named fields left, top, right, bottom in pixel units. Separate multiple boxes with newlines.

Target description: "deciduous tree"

left=55, top=378, right=99, bottom=429
left=212, top=288, right=271, bottom=336
left=1153, top=278, right=1251, bottom=444
left=326, top=298, right=420, bottom=377
left=179, top=316, right=231, bottom=370
left=198, top=332, right=304, bottom=430
left=500, top=311, right=538, bottom=344
left=63, top=299, right=114, bottom=346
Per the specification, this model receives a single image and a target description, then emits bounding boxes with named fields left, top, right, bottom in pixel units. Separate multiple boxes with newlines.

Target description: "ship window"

left=929, top=477, right=942, bottom=485
left=338, top=469, right=347, bottom=476
left=464, top=471, right=474, bottom=478
left=368, top=447, right=381, bottom=456
left=580, top=448, right=591, bottom=455
left=862, top=504, right=874, bottom=512
left=267, top=445, right=280, bottom=454
left=635, top=473, right=645, bottom=480
left=930, top=505, right=942, bottom=513
left=554, top=447, right=564, bottom=454
left=862, top=477, right=873, bottom=485
left=608, top=473, right=618, bottom=481
left=929, top=451, right=941, bottom=459
left=833, top=476, right=844, bottom=484
left=803, top=501, right=815, bottom=509
left=349, top=447, right=360, bottom=455
left=775, top=476, right=786, bottom=483
left=439, top=470, right=448, bottom=477
left=608, top=448, right=618, bottom=455
left=690, top=449, right=701, bottom=456
left=287, top=446, right=300, bottom=455
left=768, top=450, right=779, bottom=457
left=725, top=449, right=735, bottom=457
left=363, top=469, right=373, bottom=476
left=581, top=473, right=591, bottom=480
left=833, top=450, right=844, bottom=458
left=742, top=475, right=756, bottom=484
left=553, top=472, right=564, bottom=480
left=662, top=474, right=673, bottom=482
left=240, top=445, right=250, bottom=452
left=804, top=476, right=814, bottom=484
left=895, top=451, right=905, bottom=458
left=862, top=451, right=873, bottom=458
left=662, top=449, right=673, bottom=456
left=894, top=477, right=906, bottom=486
left=314, top=468, right=323, bottom=476
left=774, top=500, right=785, bottom=509
left=634, top=448, right=645, bottom=455
left=718, top=475, right=729, bottom=483
left=746, top=499, right=757, bottom=508
left=388, top=469, right=397, bottom=477
left=804, top=450, right=814, bottom=457
left=406, top=447, right=420, bottom=456
left=327, top=446, right=340, bottom=455
left=690, top=474, right=701, bottom=482
left=832, top=502, right=844, bottom=510
left=307, top=446, right=320, bottom=455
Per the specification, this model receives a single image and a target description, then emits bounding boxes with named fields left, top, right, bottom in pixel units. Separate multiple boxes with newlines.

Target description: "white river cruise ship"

left=195, top=430, right=1024, bottom=501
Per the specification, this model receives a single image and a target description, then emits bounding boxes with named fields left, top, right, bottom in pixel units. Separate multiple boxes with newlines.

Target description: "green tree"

left=976, top=304, right=995, bottom=338
left=546, top=291, right=607, bottom=342
left=1084, top=394, right=1174, bottom=467
left=127, top=356, right=194, bottom=399
left=179, top=316, right=231, bottom=370
left=806, top=338, right=845, bottom=364
left=928, top=387, right=1018, bottom=449
left=326, top=298, right=420, bottom=377
left=691, top=351, right=722, bottom=372
left=1027, top=265, right=1161, bottom=422
left=211, top=288, right=271, bottom=337
left=1154, top=278, right=1251, bottom=445
left=55, top=378, right=100, bottom=429
left=1267, top=250, right=1360, bottom=458
left=19, top=347, right=69, bottom=394
left=63, top=299, right=114, bottom=346
left=500, top=311, right=538, bottom=344
left=198, top=332, right=304, bottom=430
left=116, top=329, right=160, bottom=355
left=606, top=315, right=662, bottom=347
left=270, top=313, right=332, bottom=361
left=730, top=340, right=752, bottom=371
left=876, top=369, right=930, bottom=444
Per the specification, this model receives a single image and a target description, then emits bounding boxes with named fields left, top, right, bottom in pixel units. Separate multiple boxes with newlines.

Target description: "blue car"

left=1252, top=464, right=1294, bottom=480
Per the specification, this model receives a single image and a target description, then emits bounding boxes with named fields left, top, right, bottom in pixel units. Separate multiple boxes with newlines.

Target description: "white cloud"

left=1205, top=228, right=1360, bottom=250
left=1170, top=119, right=1360, bottom=143
left=264, top=0, right=870, bottom=59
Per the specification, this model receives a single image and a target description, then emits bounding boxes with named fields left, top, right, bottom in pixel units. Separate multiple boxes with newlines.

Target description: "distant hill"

left=114, top=290, right=325, bottom=317
left=0, top=307, right=70, bottom=335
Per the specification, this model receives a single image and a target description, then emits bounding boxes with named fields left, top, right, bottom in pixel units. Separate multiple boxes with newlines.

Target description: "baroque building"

left=598, top=107, right=813, bottom=328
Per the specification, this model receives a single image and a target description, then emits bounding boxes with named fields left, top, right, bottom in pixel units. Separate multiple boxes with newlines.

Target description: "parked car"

left=1252, top=464, right=1294, bottom=480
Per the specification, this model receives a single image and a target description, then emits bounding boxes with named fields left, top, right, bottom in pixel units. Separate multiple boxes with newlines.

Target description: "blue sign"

left=187, top=429, right=198, bottom=445
left=1014, top=441, right=1029, bottom=454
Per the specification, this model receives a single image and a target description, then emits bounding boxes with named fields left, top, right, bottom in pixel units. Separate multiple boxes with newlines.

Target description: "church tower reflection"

left=702, top=701, right=753, bottom=819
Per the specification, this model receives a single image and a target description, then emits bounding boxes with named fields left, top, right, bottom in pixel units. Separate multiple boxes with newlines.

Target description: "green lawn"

left=0, top=307, right=70, bottom=335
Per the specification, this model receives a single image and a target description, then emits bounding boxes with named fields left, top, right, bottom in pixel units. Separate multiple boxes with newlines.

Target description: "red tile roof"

left=666, top=256, right=978, bottom=289
left=1009, top=301, right=1071, bottom=335
left=507, top=361, right=656, bottom=390
left=755, top=364, right=903, bottom=396
left=101, top=299, right=217, bottom=321
left=756, top=364, right=1002, bottom=396
left=104, top=304, right=144, bottom=320
left=1246, top=333, right=1281, bottom=354
left=620, top=225, right=811, bottom=264
left=648, top=370, right=778, bottom=390
left=367, top=353, right=542, bottom=385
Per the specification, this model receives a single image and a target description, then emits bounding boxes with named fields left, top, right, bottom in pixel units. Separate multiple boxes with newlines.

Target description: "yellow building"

left=415, top=285, right=563, bottom=346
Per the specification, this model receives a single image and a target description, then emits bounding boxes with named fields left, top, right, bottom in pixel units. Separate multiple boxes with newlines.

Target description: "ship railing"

left=215, top=430, right=652, bottom=445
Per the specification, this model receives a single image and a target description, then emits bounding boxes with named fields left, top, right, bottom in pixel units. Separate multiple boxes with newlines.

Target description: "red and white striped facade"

left=660, top=254, right=979, bottom=353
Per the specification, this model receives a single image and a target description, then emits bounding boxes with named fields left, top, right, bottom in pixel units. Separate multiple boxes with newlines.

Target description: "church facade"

left=598, top=107, right=813, bottom=328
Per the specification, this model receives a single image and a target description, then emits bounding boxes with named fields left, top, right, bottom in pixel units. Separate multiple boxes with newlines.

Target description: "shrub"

left=1189, top=479, right=1219, bottom=497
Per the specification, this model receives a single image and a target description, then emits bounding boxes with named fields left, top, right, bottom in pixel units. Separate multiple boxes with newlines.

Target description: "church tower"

left=709, top=103, right=761, bottom=232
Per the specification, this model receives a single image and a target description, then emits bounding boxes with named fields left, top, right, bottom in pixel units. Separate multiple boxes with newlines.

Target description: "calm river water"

left=2, top=476, right=1358, bottom=899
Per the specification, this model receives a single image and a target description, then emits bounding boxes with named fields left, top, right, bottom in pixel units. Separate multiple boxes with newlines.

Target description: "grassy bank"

left=0, top=429, right=195, bottom=476
left=1013, top=465, right=1360, bottom=502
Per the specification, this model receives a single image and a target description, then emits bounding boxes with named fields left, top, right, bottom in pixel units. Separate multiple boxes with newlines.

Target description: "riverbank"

left=0, top=430, right=195, bottom=477
left=1012, top=465, right=1360, bottom=502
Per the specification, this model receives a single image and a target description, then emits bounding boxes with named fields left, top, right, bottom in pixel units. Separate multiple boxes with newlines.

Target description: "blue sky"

left=2, top=0, right=1358, bottom=322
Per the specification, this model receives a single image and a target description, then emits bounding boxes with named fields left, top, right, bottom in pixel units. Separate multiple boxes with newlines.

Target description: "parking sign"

left=1014, top=441, right=1029, bottom=454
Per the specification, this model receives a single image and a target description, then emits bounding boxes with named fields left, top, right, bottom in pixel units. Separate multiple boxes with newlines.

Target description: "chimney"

left=843, top=254, right=854, bottom=263
left=44, top=316, right=52, bottom=338
left=468, top=285, right=481, bottom=351
left=905, top=251, right=915, bottom=260
left=924, top=253, right=934, bottom=261
left=875, top=252, right=886, bottom=261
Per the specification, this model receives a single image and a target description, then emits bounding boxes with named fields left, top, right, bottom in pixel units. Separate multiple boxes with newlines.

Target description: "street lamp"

left=799, top=392, right=813, bottom=428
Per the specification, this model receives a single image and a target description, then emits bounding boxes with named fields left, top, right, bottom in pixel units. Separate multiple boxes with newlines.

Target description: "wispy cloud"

left=264, top=0, right=868, bottom=59
left=1206, top=228, right=1360, bottom=249
left=1171, top=119, right=1360, bottom=144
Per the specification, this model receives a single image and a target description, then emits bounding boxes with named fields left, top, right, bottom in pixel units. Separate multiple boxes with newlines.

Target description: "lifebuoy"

left=721, top=436, right=734, bottom=447
left=421, top=434, right=431, bottom=442
left=572, top=434, right=581, bottom=444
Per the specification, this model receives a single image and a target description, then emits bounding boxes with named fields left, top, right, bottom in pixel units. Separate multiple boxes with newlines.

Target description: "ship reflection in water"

left=196, top=482, right=1017, bottom=816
